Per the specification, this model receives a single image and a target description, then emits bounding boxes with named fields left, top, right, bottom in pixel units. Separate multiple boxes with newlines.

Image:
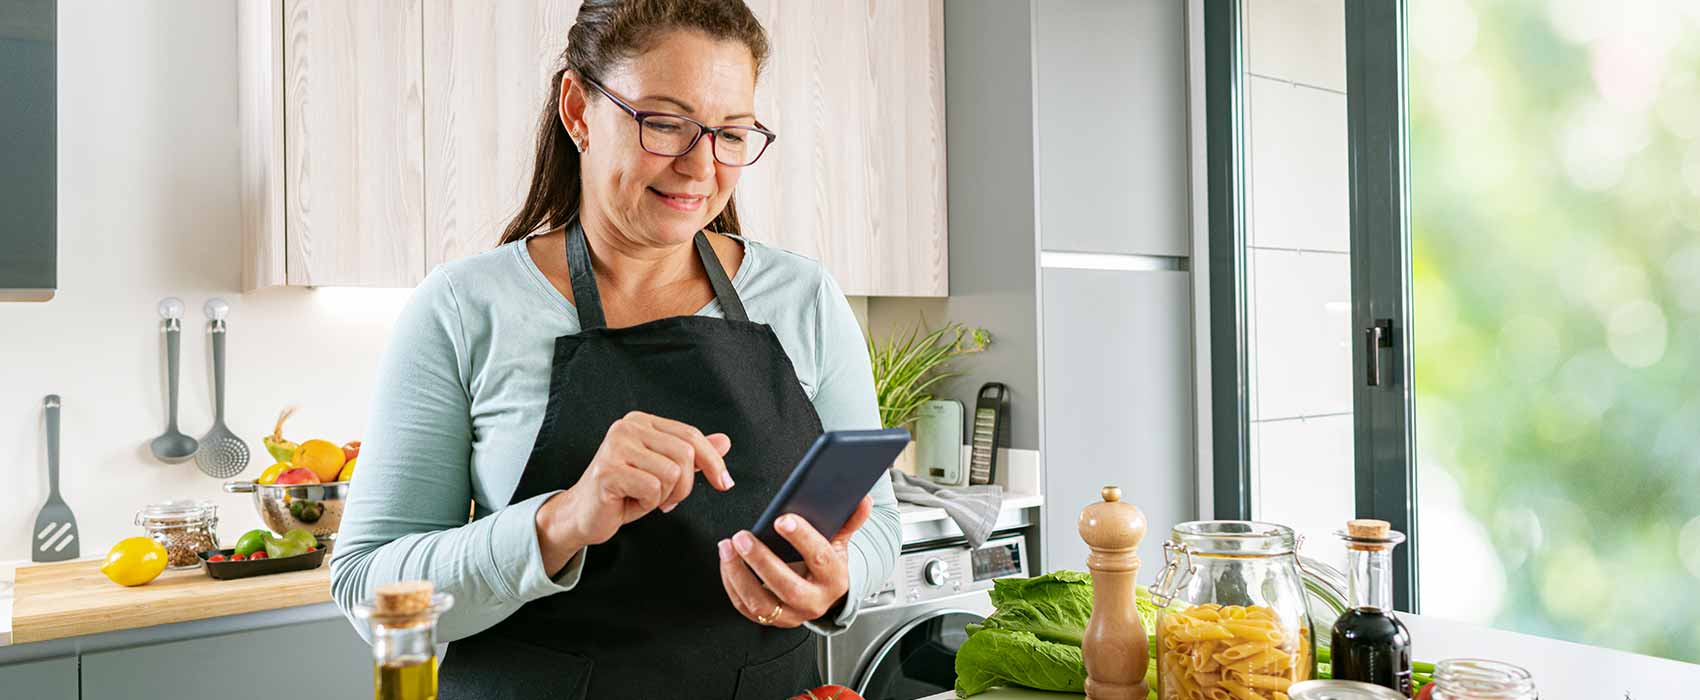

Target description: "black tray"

left=198, top=538, right=329, bottom=580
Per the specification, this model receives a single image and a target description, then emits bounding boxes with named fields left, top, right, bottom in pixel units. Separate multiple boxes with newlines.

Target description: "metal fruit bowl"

left=223, top=480, right=349, bottom=543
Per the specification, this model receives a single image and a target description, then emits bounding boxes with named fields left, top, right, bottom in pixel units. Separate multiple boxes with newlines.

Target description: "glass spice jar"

left=136, top=500, right=220, bottom=569
left=1422, top=659, right=1537, bottom=700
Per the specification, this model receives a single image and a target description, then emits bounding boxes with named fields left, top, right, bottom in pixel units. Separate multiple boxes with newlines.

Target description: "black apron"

left=440, top=220, right=826, bottom=700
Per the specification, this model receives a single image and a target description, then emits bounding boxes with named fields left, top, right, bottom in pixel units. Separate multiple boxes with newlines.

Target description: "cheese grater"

left=969, top=382, right=1009, bottom=485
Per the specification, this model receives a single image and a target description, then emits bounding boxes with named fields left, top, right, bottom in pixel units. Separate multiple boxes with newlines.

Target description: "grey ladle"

left=150, top=297, right=199, bottom=463
left=195, top=298, right=250, bottom=478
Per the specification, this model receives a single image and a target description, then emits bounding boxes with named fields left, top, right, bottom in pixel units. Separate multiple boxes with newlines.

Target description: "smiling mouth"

left=649, top=187, right=706, bottom=204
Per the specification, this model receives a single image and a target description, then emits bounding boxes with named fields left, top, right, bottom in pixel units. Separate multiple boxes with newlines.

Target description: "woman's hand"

left=717, top=495, right=874, bottom=628
left=537, top=411, right=734, bottom=573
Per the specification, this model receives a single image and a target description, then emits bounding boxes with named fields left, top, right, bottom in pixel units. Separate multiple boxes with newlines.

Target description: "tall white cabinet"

left=1034, top=0, right=1200, bottom=572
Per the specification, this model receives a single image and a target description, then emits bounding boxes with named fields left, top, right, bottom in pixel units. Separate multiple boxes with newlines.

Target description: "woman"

left=329, top=1, right=900, bottom=697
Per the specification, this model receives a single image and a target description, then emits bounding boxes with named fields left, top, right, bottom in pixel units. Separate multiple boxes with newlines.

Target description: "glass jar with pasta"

left=1150, top=521, right=1314, bottom=700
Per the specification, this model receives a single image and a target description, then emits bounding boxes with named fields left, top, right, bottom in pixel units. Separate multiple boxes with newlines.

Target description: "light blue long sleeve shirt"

left=330, top=236, right=899, bottom=642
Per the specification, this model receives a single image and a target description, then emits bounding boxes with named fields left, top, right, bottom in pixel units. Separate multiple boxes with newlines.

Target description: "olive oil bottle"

left=355, top=581, right=454, bottom=700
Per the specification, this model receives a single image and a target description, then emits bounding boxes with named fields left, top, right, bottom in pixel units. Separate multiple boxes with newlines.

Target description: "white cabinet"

left=1041, top=268, right=1195, bottom=572
left=240, top=0, right=948, bottom=296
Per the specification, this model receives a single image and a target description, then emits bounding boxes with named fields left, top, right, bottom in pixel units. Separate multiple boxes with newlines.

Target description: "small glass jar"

left=135, top=500, right=219, bottom=569
left=1150, top=521, right=1315, bottom=700
left=1426, top=659, right=1537, bottom=700
left=355, top=588, right=454, bottom=700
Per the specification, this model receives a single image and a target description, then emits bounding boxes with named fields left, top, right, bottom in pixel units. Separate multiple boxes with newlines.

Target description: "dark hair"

left=497, top=0, right=770, bottom=246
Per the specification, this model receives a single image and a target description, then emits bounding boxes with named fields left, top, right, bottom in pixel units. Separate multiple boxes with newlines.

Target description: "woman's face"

left=565, top=30, right=758, bottom=248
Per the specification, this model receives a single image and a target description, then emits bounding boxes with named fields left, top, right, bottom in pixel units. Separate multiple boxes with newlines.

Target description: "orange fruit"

left=292, top=439, right=347, bottom=482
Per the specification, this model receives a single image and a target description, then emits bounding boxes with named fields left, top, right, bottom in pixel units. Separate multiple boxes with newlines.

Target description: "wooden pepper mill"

left=1077, top=486, right=1150, bottom=700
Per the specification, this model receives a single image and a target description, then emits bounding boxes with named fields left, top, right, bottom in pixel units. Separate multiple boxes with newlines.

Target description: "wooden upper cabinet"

left=240, top=0, right=425, bottom=290
left=241, top=0, right=945, bottom=296
left=740, top=0, right=948, bottom=296
left=423, top=0, right=581, bottom=267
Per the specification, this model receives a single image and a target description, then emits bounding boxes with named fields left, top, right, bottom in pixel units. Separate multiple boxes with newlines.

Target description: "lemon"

left=336, top=456, right=357, bottom=482
left=257, top=462, right=290, bottom=485
left=100, top=537, right=168, bottom=587
left=292, top=439, right=347, bottom=482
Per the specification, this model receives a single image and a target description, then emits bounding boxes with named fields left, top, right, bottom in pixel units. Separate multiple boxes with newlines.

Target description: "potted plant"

left=867, top=322, right=991, bottom=473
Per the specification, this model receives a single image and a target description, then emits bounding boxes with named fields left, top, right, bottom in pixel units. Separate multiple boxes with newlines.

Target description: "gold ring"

left=756, top=604, right=783, bottom=625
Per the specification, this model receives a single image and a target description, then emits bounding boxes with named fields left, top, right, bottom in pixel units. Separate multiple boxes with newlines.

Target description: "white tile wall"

left=1247, top=250, right=1260, bottom=421
left=1248, top=76, right=1350, bottom=253
left=1245, top=0, right=1347, bottom=92
left=1244, top=0, right=1355, bottom=545
left=1251, top=249, right=1352, bottom=420
left=1255, top=414, right=1354, bottom=571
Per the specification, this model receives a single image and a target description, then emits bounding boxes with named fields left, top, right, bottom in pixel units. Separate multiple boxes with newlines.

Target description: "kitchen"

left=4, top=0, right=1700, bottom=699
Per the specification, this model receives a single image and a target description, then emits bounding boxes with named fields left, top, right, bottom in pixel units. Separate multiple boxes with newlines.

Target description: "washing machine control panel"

left=862, top=534, right=1027, bottom=606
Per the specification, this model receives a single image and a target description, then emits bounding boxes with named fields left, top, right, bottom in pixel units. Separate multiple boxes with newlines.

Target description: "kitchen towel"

left=889, top=469, right=1004, bottom=548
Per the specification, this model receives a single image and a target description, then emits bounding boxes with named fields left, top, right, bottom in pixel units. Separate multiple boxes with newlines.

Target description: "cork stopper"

left=373, top=581, right=434, bottom=625
left=1345, top=519, right=1396, bottom=551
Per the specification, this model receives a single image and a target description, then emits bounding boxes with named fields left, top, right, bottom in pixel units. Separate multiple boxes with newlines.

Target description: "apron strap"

left=564, top=218, right=608, bottom=330
left=563, top=218, right=750, bottom=329
left=693, top=232, right=749, bottom=322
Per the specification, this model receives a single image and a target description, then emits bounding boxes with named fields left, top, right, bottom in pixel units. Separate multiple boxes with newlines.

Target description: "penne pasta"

left=1226, top=648, right=1292, bottom=675
left=1158, top=603, right=1312, bottom=700
left=1232, top=672, right=1293, bottom=691
left=1223, top=621, right=1285, bottom=643
left=1191, top=641, right=1219, bottom=672
left=1219, top=679, right=1265, bottom=700
left=1172, top=623, right=1236, bottom=642
left=1214, top=641, right=1268, bottom=663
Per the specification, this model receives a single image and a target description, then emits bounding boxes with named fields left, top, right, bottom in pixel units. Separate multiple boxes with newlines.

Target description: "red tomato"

left=250, top=550, right=268, bottom=560
left=208, top=554, right=226, bottom=562
left=231, top=553, right=246, bottom=561
left=789, top=686, right=863, bottom=700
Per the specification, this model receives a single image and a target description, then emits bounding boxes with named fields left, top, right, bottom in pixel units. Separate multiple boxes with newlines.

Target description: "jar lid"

left=136, top=499, right=217, bottom=525
left=1169, top=520, right=1296, bottom=556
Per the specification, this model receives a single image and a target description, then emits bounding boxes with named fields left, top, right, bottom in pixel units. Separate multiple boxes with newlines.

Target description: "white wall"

left=0, top=0, right=412, bottom=564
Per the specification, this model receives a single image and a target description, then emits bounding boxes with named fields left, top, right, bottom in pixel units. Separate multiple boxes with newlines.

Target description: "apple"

left=342, top=441, right=361, bottom=463
left=274, top=467, right=322, bottom=486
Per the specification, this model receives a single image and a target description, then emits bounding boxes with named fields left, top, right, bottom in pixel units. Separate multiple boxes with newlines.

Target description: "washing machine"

left=820, top=532, right=1029, bottom=700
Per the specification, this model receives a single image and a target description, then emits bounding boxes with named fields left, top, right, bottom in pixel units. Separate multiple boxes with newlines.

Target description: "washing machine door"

left=854, top=609, right=983, bottom=700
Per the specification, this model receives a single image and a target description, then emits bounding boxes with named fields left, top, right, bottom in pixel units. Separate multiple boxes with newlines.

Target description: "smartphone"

left=750, top=428, right=910, bottom=562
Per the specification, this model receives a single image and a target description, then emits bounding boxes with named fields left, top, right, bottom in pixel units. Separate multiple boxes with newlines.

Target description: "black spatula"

left=33, top=394, right=79, bottom=562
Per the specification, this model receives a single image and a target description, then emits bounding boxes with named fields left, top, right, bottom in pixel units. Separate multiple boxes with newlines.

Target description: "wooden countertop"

left=8, top=558, right=332, bottom=645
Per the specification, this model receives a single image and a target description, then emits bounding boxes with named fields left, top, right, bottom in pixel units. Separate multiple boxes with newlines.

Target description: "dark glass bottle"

left=1330, top=520, right=1412, bottom=694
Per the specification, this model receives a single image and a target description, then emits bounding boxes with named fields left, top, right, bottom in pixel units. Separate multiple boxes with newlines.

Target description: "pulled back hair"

left=498, top=0, right=771, bottom=245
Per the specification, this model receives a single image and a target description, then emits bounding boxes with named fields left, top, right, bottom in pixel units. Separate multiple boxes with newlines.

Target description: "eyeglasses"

left=581, top=75, right=777, bottom=167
